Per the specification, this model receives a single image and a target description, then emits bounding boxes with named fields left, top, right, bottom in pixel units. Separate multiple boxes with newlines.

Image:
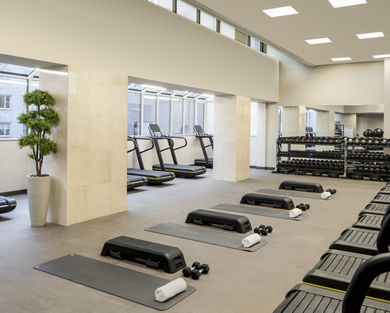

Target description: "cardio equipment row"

left=126, top=124, right=213, bottom=190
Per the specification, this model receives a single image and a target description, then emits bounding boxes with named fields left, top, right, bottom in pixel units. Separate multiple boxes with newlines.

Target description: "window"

left=0, top=122, right=10, bottom=137
left=158, top=97, right=170, bottom=135
left=196, top=102, right=205, bottom=128
left=0, top=95, right=11, bottom=108
left=250, top=102, right=258, bottom=136
left=128, top=92, right=141, bottom=135
left=250, top=37, right=261, bottom=51
left=200, top=11, right=216, bottom=31
left=184, top=99, right=195, bottom=134
left=148, top=0, right=173, bottom=11
left=177, top=0, right=197, bottom=22
left=235, top=29, right=248, bottom=45
left=172, top=98, right=183, bottom=134
left=143, top=95, right=157, bottom=135
left=220, top=21, right=235, bottom=39
left=0, top=77, right=28, bottom=139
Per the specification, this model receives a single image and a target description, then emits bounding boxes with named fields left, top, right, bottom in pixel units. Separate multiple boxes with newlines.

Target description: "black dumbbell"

left=297, top=203, right=310, bottom=211
left=326, top=189, right=337, bottom=194
left=182, top=261, right=201, bottom=277
left=266, top=225, right=273, bottom=233
left=191, top=263, right=210, bottom=280
left=254, top=226, right=268, bottom=236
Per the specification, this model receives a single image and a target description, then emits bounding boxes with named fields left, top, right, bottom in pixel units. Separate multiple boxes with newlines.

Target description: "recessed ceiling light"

left=373, top=54, right=390, bottom=59
left=357, top=32, right=384, bottom=39
left=328, top=0, right=367, bottom=8
left=305, top=38, right=332, bottom=45
left=331, top=57, right=352, bottom=62
left=263, top=6, right=298, bottom=18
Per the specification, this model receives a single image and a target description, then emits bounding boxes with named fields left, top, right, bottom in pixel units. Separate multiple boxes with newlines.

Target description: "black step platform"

left=0, top=195, right=17, bottom=214
left=279, top=180, right=323, bottom=193
left=360, top=202, right=390, bottom=216
left=101, top=236, right=186, bottom=273
left=185, top=209, right=252, bottom=233
left=303, top=249, right=390, bottom=301
left=240, top=193, right=295, bottom=210
left=353, top=213, right=387, bottom=231
left=373, top=194, right=390, bottom=204
left=273, top=283, right=390, bottom=313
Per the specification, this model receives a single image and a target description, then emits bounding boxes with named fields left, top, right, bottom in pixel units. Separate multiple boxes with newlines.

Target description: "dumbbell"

left=182, top=262, right=201, bottom=277
left=296, top=203, right=310, bottom=211
left=254, top=226, right=268, bottom=236
left=326, top=189, right=337, bottom=194
left=191, top=264, right=210, bottom=280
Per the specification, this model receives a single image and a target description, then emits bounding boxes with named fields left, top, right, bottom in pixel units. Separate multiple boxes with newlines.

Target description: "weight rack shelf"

left=275, top=136, right=390, bottom=181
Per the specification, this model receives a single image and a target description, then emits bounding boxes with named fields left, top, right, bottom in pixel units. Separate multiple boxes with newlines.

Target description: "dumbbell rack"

left=345, top=138, right=390, bottom=181
left=275, top=136, right=390, bottom=181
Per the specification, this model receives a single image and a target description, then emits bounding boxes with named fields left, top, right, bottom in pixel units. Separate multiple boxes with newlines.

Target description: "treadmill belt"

left=211, top=204, right=307, bottom=221
left=255, top=189, right=331, bottom=200
left=34, top=254, right=196, bottom=311
left=145, top=223, right=267, bottom=252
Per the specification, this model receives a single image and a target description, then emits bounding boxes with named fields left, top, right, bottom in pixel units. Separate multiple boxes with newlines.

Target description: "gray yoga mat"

left=34, top=254, right=196, bottom=311
left=255, top=189, right=333, bottom=200
left=145, top=223, right=267, bottom=252
left=212, top=204, right=308, bottom=221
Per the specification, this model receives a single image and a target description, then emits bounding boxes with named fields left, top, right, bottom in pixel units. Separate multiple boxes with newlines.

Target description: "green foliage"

left=17, top=90, right=59, bottom=176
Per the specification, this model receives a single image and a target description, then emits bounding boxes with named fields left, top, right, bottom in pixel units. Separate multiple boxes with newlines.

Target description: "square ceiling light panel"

left=357, top=32, right=384, bottom=39
left=306, top=38, right=332, bottom=45
left=331, top=57, right=352, bottom=62
left=263, top=6, right=298, bottom=18
left=328, top=0, right=367, bottom=8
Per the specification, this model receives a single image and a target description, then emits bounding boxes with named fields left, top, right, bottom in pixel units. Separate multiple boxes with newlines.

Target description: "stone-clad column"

left=40, top=66, right=128, bottom=226
left=213, top=95, right=251, bottom=182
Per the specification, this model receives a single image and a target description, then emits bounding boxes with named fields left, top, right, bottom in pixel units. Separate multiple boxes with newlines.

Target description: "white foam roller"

left=242, top=233, right=261, bottom=248
left=155, top=278, right=187, bottom=302
left=321, top=191, right=332, bottom=199
left=289, top=208, right=303, bottom=218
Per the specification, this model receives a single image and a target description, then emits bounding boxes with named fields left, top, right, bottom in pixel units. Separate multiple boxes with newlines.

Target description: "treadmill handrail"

left=168, top=136, right=187, bottom=151
left=342, top=253, right=390, bottom=313
left=134, top=136, right=155, bottom=154
left=127, top=137, right=136, bottom=153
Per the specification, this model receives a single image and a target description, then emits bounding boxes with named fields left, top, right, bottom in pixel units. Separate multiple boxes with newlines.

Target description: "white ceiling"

left=192, top=0, right=390, bottom=66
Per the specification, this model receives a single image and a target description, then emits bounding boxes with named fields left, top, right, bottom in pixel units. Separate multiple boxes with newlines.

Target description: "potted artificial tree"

left=18, top=90, right=59, bottom=226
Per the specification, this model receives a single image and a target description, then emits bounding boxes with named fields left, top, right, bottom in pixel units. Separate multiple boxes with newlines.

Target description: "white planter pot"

left=27, top=175, right=51, bottom=227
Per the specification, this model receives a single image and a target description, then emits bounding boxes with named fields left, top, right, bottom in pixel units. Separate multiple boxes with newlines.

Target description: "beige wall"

left=267, top=46, right=384, bottom=107
left=385, top=59, right=390, bottom=137
left=0, top=0, right=278, bottom=102
left=0, top=140, right=35, bottom=193
left=356, top=114, right=384, bottom=137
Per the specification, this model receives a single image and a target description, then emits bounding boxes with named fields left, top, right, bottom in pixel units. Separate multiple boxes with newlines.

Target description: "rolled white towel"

left=155, top=278, right=187, bottom=302
left=289, top=208, right=303, bottom=218
left=321, top=191, right=332, bottom=199
left=242, top=233, right=261, bottom=248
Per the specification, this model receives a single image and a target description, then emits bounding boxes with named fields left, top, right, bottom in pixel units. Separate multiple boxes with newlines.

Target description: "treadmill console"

left=149, top=123, right=163, bottom=137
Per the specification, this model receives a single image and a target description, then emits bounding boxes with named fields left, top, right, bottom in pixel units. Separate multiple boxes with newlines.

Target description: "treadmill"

left=127, top=136, right=175, bottom=185
left=127, top=175, right=147, bottom=191
left=148, top=124, right=206, bottom=178
left=0, top=195, right=17, bottom=214
left=194, top=125, right=213, bottom=168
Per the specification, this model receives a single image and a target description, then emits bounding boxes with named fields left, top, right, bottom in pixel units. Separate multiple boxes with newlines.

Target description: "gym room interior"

left=1, top=0, right=390, bottom=312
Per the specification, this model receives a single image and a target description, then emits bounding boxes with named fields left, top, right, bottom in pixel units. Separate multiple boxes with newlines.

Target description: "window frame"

left=0, top=122, right=11, bottom=137
left=128, top=89, right=207, bottom=136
